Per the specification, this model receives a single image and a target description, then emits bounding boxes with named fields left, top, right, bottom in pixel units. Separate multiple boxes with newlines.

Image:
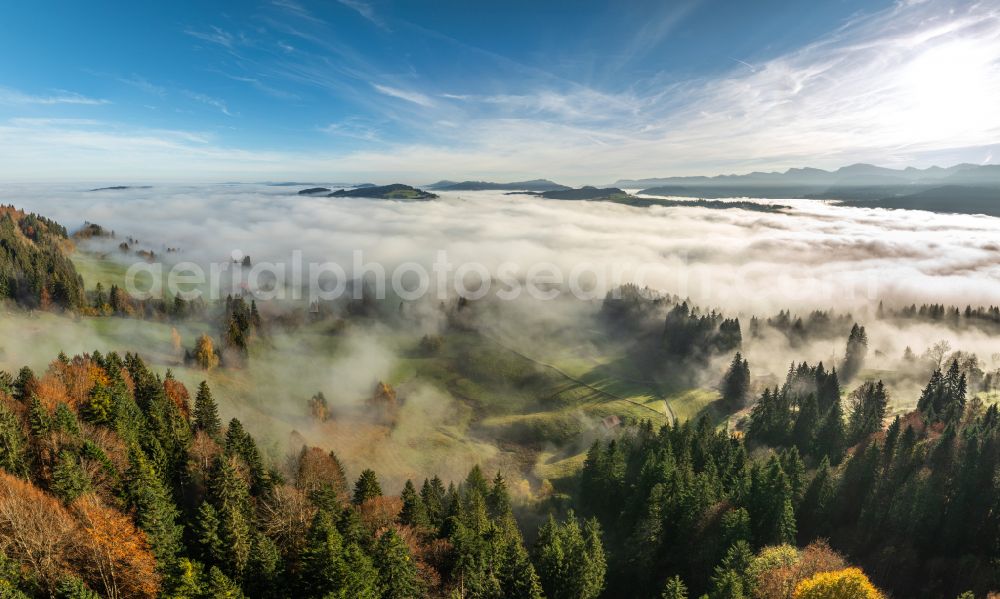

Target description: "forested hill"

left=0, top=205, right=84, bottom=310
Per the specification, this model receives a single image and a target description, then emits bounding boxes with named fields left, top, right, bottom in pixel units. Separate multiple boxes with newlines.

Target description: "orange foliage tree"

left=0, top=471, right=78, bottom=594
left=163, top=374, right=191, bottom=419
left=71, top=495, right=160, bottom=599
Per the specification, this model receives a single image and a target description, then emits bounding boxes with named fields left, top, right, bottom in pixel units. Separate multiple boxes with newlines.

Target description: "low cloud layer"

left=7, top=185, right=1000, bottom=313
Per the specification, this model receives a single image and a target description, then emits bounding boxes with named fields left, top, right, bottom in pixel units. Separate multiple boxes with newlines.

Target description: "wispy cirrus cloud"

left=184, top=25, right=240, bottom=48
left=337, top=0, right=387, bottom=29
left=371, top=83, right=433, bottom=107
left=0, top=86, right=110, bottom=106
left=320, top=117, right=381, bottom=141
left=118, top=75, right=167, bottom=97
left=183, top=91, right=236, bottom=116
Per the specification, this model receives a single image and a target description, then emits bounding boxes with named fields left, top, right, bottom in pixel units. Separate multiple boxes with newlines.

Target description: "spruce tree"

left=661, top=575, right=688, bottom=599
left=209, top=456, right=253, bottom=579
left=398, top=479, right=429, bottom=529
left=814, top=396, right=846, bottom=465
left=299, top=511, right=346, bottom=596
left=721, top=353, right=751, bottom=410
left=124, top=449, right=183, bottom=567
left=847, top=380, right=889, bottom=443
left=352, top=469, right=382, bottom=504
left=842, top=323, right=868, bottom=381
left=194, top=381, right=222, bottom=439
left=0, top=402, right=28, bottom=476
left=51, top=450, right=89, bottom=503
left=374, top=528, right=422, bottom=599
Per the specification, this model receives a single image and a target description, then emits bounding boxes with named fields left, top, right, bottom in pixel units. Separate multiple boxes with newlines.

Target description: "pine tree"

left=0, top=402, right=28, bottom=476
left=124, top=449, right=184, bottom=567
left=398, top=479, right=429, bottom=529
left=374, top=528, right=421, bottom=599
left=352, top=468, right=382, bottom=504
left=13, top=366, right=36, bottom=401
left=27, top=396, right=51, bottom=437
left=52, top=403, right=80, bottom=436
left=499, top=537, right=544, bottom=599
left=195, top=501, right=225, bottom=566
left=814, top=396, right=846, bottom=465
left=791, top=393, right=819, bottom=455
left=661, top=575, right=688, bottom=599
left=83, top=381, right=114, bottom=425
left=206, top=566, right=246, bottom=598
left=421, top=476, right=446, bottom=528
left=298, top=510, right=346, bottom=597
left=209, top=456, right=253, bottom=579
left=842, top=323, right=868, bottom=381
left=847, top=380, right=889, bottom=443
left=710, top=540, right=752, bottom=599
left=193, top=381, right=222, bottom=439
left=51, top=450, right=89, bottom=503
left=798, top=457, right=835, bottom=540
left=246, top=532, right=282, bottom=599
left=534, top=512, right=606, bottom=599
left=337, top=543, right=380, bottom=599
left=722, top=353, right=751, bottom=410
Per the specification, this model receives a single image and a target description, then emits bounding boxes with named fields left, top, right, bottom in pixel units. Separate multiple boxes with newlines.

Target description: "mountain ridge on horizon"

left=611, top=162, right=1000, bottom=189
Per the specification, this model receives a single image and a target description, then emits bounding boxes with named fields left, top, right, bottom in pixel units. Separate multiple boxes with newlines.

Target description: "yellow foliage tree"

left=194, top=334, right=219, bottom=370
left=793, top=567, right=883, bottom=599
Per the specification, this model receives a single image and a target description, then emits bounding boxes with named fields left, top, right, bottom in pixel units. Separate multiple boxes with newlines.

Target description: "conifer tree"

left=193, top=381, right=222, bottom=439
left=841, top=323, right=868, bottom=381
left=721, top=353, right=751, bottom=410
left=398, top=479, right=429, bottom=529
left=124, top=449, right=184, bottom=567
left=661, top=575, right=688, bottom=599
left=847, top=380, right=889, bottom=443
left=0, top=402, right=28, bottom=476
left=246, top=532, right=282, bottom=599
left=374, top=528, right=421, bottom=599
left=421, top=476, right=446, bottom=529
left=50, top=450, right=89, bottom=503
left=195, top=501, right=225, bottom=566
left=534, top=512, right=606, bottom=599
left=499, top=537, right=544, bottom=599
left=209, top=456, right=253, bottom=579
left=352, top=468, right=382, bottom=504
left=815, top=396, right=846, bottom=464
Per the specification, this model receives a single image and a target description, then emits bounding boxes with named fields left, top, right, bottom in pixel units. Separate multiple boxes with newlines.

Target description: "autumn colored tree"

left=162, top=371, right=191, bottom=420
left=294, top=446, right=348, bottom=499
left=71, top=494, right=161, bottom=599
left=193, top=334, right=220, bottom=370
left=793, top=568, right=883, bottom=599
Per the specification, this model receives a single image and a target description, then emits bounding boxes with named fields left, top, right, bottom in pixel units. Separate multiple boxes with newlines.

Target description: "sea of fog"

left=3, top=183, right=1000, bottom=314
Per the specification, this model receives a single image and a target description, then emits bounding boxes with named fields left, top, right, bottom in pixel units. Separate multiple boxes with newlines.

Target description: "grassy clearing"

left=71, top=250, right=131, bottom=290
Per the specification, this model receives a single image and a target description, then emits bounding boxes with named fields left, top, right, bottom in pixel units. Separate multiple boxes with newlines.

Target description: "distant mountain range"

left=298, top=184, right=437, bottom=200
left=613, top=163, right=1000, bottom=217
left=616, top=163, right=1000, bottom=190
left=511, top=186, right=785, bottom=212
left=427, top=179, right=569, bottom=191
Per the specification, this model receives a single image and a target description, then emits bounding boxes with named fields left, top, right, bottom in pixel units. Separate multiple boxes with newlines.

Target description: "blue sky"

left=0, top=0, right=998, bottom=183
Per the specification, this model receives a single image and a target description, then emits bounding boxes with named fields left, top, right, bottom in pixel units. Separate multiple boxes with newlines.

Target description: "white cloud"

left=337, top=0, right=386, bottom=29
left=0, top=86, right=110, bottom=106
left=184, top=25, right=237, bottom=48
left=371, top=83, right=434, bottom=107
left=182, top=90, right=236, bottom=117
